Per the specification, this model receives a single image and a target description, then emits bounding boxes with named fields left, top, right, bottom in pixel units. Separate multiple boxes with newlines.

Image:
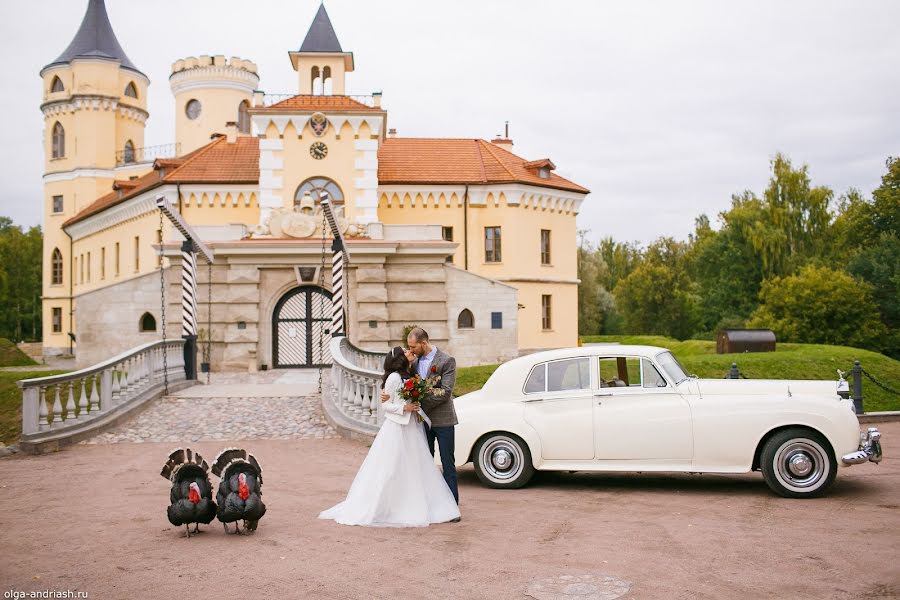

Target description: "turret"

left=289, top=4, right=354, bottom=95
left=170, top=55, right=259, bottom=154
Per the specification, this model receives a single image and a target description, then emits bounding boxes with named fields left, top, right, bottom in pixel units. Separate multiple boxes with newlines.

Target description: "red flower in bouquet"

left=398, top=373, right=445, bottom=422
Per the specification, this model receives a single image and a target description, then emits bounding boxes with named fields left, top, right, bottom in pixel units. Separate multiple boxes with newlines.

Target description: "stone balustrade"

left=323, top=337, right=386, bottom=438
left=17, top=340, right=190, bottom=453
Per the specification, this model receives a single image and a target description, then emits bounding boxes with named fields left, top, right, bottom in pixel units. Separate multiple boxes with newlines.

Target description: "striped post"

left=320, top=193, right=349, bottom=338
left=180, top=241, right=198, bottom=337
left=331, top=238, right=345, bottom=337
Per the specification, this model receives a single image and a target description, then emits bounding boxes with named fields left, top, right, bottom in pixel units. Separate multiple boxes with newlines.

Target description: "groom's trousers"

left=425, top=424, right=459, bottom=504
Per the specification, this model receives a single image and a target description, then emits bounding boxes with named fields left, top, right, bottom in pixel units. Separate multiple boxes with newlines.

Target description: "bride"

left=319, top=346, right=461, bottom=527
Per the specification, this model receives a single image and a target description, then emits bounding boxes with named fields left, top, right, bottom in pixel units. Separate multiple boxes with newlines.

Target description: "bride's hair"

left=382, top=346, right=412, bottom=386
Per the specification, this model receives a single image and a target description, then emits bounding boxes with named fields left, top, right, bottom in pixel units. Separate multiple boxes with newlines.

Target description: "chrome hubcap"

left=480, top=437, right=523, bottom=483
left=774, top=439, right=828, bottom=491
left=492, top=448, right=513, bottom=470
left=788, top=453, right=813, bottom=477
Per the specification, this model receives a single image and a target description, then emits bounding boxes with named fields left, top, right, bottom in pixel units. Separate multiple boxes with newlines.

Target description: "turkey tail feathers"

left=212, top=447, right=263, bottom=485
left=159, top=447, right=211, bottom=481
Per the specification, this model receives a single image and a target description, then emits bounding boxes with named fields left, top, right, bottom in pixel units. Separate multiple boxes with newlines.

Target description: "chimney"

left=388, top=128, right=397, bottom=138
left=225, top=121, right=238, bottom=144
left=491, top=137, right=513, bottom=151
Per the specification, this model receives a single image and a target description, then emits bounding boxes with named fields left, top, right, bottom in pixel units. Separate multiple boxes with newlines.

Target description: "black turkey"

left=212, top=448, right=266, bottom=534
left=159, top=448, right=217, bottom=538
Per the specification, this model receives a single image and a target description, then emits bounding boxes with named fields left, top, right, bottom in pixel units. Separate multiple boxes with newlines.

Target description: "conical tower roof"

left=42, top=0, right=144, bottom=76
left=298, top=4, right=343, bottom=53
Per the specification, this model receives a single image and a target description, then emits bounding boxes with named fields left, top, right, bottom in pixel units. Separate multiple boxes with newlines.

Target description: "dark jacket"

left=419, top=348, right=458, bottom=427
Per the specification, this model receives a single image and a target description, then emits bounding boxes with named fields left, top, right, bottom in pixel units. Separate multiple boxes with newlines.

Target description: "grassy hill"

left=0, top=370, right=69, bottom=445
left=456, top=336, right=900, bottom=412
left=0, top=339, right=37, bottom=367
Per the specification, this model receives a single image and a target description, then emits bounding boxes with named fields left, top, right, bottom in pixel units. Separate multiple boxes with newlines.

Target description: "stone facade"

left=139, top=238, right=518, bottom=373
left=73, top=271, right=173, bottom=367
left=444, top=265, right=519, bottom=368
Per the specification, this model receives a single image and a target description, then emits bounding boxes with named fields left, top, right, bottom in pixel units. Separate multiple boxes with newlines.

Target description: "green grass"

left=0, top=338, right=38, bottom=367
left=456, top=336, right=900, bottom=412
left=0, top=370, right=69, bottom=446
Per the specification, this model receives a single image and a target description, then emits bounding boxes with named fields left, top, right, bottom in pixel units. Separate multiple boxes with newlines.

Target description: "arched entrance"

left=272, top=286, right=332, bottom=368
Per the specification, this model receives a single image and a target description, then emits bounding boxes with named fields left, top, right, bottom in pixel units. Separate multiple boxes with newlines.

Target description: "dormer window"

left=524, top=158, right=556, bottom=180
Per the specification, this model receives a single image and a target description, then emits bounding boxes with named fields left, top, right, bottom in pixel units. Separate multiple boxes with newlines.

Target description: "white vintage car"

left=453, top=345, right=882, bottom=498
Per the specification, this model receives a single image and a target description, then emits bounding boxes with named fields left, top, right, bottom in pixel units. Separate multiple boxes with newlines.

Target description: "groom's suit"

left=418, top=347, right=459, bottom=503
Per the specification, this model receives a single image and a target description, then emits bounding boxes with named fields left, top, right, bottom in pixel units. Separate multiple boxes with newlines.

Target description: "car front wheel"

left=473, top=433, right=535, bottom=489
left=760, top=428, right=837, bottom=498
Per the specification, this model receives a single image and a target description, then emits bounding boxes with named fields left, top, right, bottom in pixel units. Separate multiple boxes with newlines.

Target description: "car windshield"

left=655, top=351, right=690, bottom=385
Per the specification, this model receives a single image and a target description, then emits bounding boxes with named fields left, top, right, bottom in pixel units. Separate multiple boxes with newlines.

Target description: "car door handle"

left=521, top=397, right=543, bottom=403
left=594, top=392, right=612, bottom=397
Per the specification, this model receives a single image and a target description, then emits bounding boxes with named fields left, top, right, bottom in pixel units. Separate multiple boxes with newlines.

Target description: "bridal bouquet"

left=400, top=369, right=444, bottom=423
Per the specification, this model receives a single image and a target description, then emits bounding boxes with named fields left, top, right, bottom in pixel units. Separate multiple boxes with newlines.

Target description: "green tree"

left=614, top=260, right=700, bottom=340
left=596, top=237, right=642, bottom=291
left=747, top=265, right=886, bottom=350
left=577, top=232, right=617, bottom=335
left=0, top=218, right=42, bottom=342
left=756, top=153, right=832, bottom=275
left=687, top=192, right=767, bottom=333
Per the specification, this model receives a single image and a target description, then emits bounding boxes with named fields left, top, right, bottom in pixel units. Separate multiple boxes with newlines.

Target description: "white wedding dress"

left=318, top=372, right=461, bottom=527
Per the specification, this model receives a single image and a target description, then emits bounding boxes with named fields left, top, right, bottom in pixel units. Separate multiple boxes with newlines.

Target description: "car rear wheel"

left=760, top=428, right=836, bottom=498
left=473, top=433, right=535, bottom=489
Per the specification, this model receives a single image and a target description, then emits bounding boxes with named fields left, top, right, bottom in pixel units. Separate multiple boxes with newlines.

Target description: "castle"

left=40, top=0, right=589, bottom=369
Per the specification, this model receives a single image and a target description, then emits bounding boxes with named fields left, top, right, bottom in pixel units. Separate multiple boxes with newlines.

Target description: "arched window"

left=124, top=81, right=138, bottom=98
left=237, top=100, right=251, bottom=134
left=294, top=176, right=344, bottom=207
left=323, top=66, right=333, bottom=95
left=139, top=312, right=157, bottom=332
left=51, top=76, right=64, bottom=93
left=51, top=248, right=63, bottom=285
left=52, top=122, right=65, bottom=159
left=457, top=309, right=474, bottom=329
left=311, top=66, right=322, bottom=95
left=123, top=140, right=135, bottom=164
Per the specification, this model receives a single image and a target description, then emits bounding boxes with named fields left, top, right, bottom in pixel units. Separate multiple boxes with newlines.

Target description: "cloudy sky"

left=1, top=0, right=897, bottom=246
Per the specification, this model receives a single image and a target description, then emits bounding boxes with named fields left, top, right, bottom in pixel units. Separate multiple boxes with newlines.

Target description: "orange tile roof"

left=252, top=95, right=382, bottom=112
left=64, top=136, right=259, bottom=227
left=65, top=135, right=587, bottom=228
left=377, top=138, right=589, bottom=193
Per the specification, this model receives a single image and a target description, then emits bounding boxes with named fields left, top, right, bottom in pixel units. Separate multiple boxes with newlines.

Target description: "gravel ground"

left=0, top=423, right=897, bottom=599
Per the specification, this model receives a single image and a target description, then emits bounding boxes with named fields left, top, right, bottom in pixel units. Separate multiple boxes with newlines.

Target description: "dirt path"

left=1, top=423, right=898, bottom=599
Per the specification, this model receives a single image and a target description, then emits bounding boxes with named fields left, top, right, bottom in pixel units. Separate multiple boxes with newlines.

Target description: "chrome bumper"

left=842, top=427, right=883, bottom=465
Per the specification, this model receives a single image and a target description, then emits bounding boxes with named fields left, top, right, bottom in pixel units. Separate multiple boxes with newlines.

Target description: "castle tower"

left=40, top=0, right=149, bottom=355
left=289, top=4, right=354, bottom=95
left=170, top=56, right=259, bottom=154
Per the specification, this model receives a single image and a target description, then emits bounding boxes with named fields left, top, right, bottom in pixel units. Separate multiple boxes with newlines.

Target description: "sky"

left=0, top=0, right=897, bottom=246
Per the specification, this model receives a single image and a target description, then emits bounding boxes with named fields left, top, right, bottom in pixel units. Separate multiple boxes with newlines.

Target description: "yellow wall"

left=41, top=59, right=149, bottom=352
left=264, top=119, right=378, bottom=218
left=181, top=192, right=259, bottom=225
left=174, top=88, right=252, bottom=155
left=377, top=191, right=580, bottom=350
left=294, top=55, right=350, bottom=95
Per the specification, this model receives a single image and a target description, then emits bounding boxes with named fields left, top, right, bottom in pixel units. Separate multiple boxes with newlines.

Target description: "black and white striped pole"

left=319, top=193, right=349, bottom=337
left=180, top=240, right=198, bottom=379
left=156, top=196, right=215, bottom=380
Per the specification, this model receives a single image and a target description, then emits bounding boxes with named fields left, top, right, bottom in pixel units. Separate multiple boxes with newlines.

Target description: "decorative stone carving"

left=252, top=194, right=368, bottom=239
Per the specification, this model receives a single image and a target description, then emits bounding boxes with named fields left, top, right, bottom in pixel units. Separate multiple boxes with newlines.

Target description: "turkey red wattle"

left=238, top=473, right=250, bottom=501
left=188, top=482, right=201, bottom=504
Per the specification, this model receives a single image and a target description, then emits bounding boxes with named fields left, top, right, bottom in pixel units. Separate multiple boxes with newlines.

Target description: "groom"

left=383, top=327, right=460, bottom=511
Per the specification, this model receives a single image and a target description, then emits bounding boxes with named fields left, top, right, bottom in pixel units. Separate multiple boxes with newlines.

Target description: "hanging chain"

left=317, top=209, right=328, bottom=395
left=158, top=210, right=169, bottom=395
left=205, top=258, right=212, bottom=385
left=861, top=368, right=900, bottom=396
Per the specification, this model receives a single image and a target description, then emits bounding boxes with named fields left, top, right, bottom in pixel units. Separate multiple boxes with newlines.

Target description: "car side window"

left=642, top=359, right=667, bottom=388
left=547, top=358, right=591, bottom=392
left=524, top=363, right=547, bottom=394
left=598, top=357, right=641, bottom=387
